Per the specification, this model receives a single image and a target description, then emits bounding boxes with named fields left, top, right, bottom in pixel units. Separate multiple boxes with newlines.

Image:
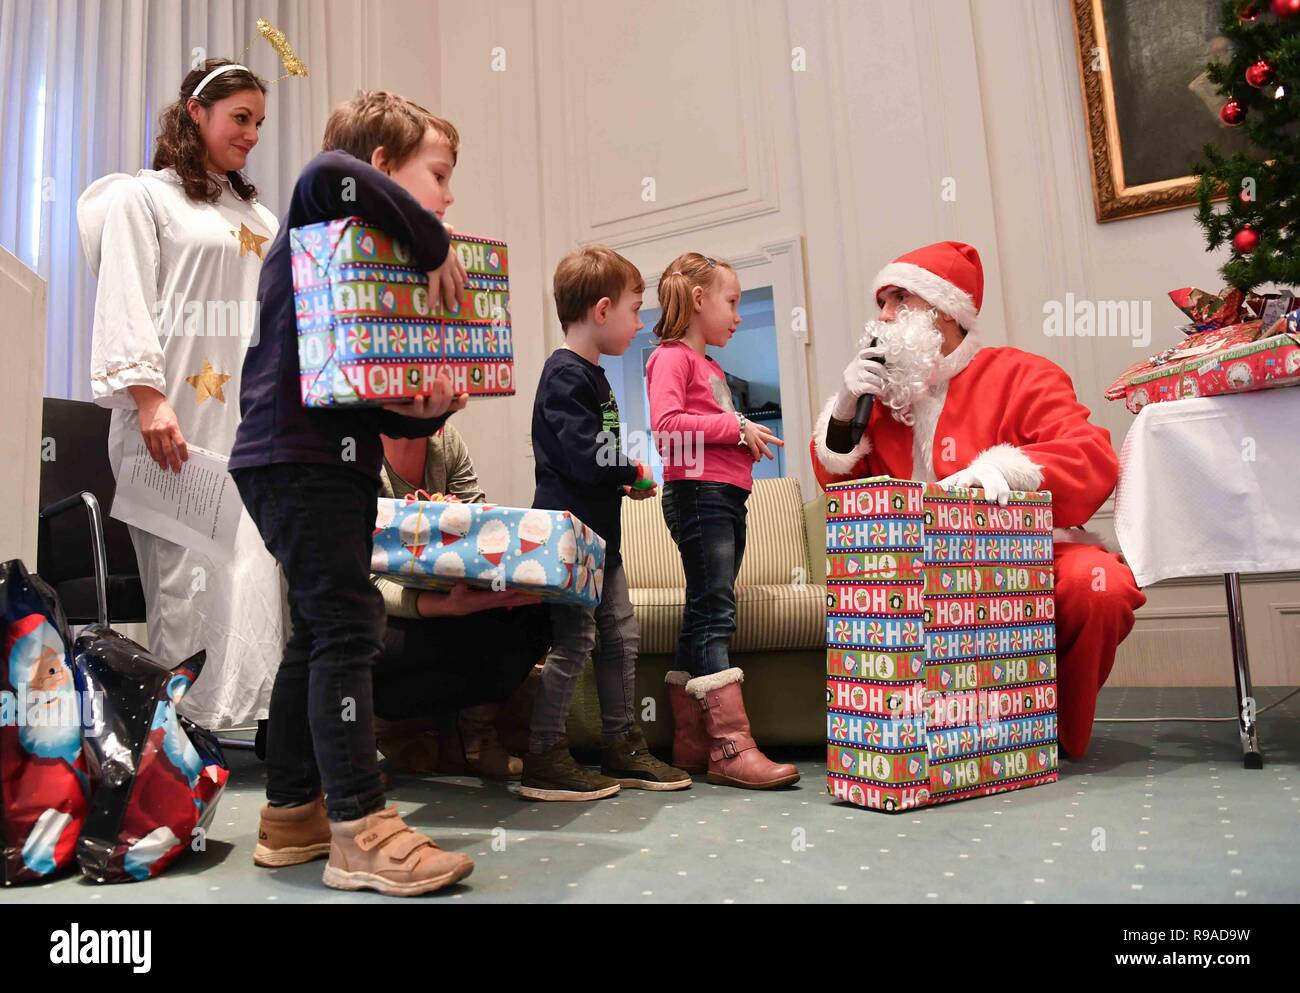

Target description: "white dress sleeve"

left=89, top=181, right=167, bottom=407
left=252, top=201, right=280, bottom=238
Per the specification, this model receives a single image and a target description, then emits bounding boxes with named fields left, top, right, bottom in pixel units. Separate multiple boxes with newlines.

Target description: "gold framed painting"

left=1071, top=0, right=1250, bottom=222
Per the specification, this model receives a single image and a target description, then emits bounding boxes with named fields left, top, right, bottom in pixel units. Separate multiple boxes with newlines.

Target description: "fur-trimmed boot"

left=685, top=667, right=800, bottom=790
left=665, top=671, right=708, bottom=774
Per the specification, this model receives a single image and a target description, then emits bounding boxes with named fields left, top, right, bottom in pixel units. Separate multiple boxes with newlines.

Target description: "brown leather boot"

left=687, top=667, right=800, bottom=790
left=665, top=671, right=708, bottom=773
left=374, top=716, right=443, bottom=775
left=322, top=806, right=473, bottom=896
left=496, top=664, right=543, bottom=757
left=254, top=795, right=331, bottom=867
left=454, top=703, right=523, bottom=781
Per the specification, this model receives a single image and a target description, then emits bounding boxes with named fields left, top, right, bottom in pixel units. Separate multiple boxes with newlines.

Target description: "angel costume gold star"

left=232, top=222, right=269, bottom=259
left=185, top=360, right=232, bottom=405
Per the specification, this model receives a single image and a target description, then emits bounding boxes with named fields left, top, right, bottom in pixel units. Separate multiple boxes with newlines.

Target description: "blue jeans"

left=529, top=558, right=637, bottom=751
left=232, top=463, right=387, bottom=823
left=660, top=480, right=749, bottom=677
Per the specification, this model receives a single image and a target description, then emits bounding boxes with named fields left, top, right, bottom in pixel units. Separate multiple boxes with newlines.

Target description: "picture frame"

left=1071, top=0, right=1248, bottom=222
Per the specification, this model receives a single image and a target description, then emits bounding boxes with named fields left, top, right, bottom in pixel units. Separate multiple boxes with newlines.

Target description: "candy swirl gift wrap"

left=291, top=216, right=513, bottom=408
left=371, top=498, right=606, bottom=608
left=824, top=476, right=1059, bottom=814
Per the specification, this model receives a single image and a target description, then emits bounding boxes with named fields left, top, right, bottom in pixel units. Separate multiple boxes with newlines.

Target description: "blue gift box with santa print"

left=371, top=498, right=606, bottom=608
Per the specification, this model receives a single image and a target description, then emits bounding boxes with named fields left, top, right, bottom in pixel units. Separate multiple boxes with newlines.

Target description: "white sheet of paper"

left=110, top=443, right=242, bottom=562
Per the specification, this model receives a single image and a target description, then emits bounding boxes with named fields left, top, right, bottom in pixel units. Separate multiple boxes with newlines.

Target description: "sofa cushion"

left=735, top=477, right=811, bottom=587
left=620, top=490, right=686, bottom=589
left=629, top=582, right=827, bottom=655
left=620, top=476, right=810, bottom=589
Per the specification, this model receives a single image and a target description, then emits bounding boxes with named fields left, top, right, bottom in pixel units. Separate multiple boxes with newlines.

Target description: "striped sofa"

left=566, top=477, right=829, bottom=749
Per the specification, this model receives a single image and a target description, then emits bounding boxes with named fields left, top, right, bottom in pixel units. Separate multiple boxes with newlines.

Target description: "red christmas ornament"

left=1233, top=226, right=1260, bottom=253
left=1241, top=3, right=1262, bottom=19
left=1220, top=99, right=1247, bottom=125
left=1246, top=59, right=1275, bottom=87
left=1270, top=0, right=1300, bottom=17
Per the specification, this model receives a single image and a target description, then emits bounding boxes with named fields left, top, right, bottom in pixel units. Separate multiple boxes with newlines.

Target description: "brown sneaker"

left=519, top=738, right=621, bottom=801
left=253, top=796, right=331, bottom=867
left=321, top=806, right=473, bottom=896
left=601, top=725, right=692, bottom=791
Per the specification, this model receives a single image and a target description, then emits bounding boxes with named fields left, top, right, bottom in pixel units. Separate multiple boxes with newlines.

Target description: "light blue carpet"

left=9, top=687, right=1297, bottom=903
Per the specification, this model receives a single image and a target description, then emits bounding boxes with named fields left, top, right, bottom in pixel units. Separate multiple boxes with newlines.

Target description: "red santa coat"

left=809, top=335, right=1146, bottom=757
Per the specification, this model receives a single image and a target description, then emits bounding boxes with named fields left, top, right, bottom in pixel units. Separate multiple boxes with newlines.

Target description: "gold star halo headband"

left=192, top=17, right=309, bottom=99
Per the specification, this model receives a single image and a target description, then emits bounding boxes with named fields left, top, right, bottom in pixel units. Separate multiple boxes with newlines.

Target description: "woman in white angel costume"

left=76, top=59, right=285, bottom=729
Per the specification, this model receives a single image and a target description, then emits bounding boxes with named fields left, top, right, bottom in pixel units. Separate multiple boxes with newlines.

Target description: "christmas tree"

left=1194, top=0, right=1300, bottom=291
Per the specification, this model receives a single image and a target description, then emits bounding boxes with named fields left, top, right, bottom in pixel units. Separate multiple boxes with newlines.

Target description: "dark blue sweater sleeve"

left=298, top=150, right=452, bottom=271
left=377, top=409, right=453, bottom=438
left=540, top=366, right=639, bottom=489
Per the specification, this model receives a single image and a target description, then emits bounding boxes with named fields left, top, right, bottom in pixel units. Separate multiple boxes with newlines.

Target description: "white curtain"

left=0, top=0, right=346, bottom=400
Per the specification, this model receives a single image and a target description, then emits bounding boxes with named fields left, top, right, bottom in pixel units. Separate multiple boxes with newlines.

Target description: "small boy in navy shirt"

left=230, top=91, right=473, bottom=895
left=522, top=246, right=691, bottom=801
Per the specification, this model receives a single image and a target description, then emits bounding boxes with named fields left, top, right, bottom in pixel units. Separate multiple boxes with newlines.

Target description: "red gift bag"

left=1, top=559, right=91, bottom=884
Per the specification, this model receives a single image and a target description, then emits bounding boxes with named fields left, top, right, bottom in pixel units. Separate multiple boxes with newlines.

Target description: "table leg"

left=1224, top=573, right=1263, bottom=769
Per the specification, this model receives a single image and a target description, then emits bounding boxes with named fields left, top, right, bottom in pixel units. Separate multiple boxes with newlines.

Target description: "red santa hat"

left=871, top=241, right=983, bottom=331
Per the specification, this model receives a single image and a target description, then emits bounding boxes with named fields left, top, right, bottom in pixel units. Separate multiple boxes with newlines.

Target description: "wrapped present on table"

left=1105, top=285, right=1300, bottom=412
left=291, top=216, right=513, bottom=408
left=1105, top=320, right=1300, bottom=413
left=825, top=477, right=1058, bottom=813
left=372, top=494, right=606, bottom=608
left=1168, top=285, right=1246, bottom=333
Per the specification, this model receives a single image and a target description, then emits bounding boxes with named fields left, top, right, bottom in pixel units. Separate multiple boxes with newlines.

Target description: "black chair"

left=37, top=397, right=262, bottom=756
left=38, top=398, right=146, bottom=625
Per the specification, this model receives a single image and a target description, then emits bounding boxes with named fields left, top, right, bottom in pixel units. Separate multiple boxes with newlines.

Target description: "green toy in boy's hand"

left=631, top=476, right=656, bottom=491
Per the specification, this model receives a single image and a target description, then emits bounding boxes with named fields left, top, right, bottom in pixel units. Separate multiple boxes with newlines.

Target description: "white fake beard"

left=860, top=305, right=944, bottom=426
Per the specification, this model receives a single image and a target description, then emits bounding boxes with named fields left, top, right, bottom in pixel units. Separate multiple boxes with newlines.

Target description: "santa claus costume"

left=809, top=241, right=1146, bottom=758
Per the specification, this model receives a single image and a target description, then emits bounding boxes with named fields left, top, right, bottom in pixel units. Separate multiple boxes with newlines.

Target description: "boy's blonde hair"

left=322, top=90, right=459, bottom=168
left=553, top=245, right=645, bottom=329
left=653, top=252, right=736, bottom=343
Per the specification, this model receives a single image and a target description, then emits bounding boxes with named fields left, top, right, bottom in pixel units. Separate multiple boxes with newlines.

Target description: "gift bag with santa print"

left=0, top=559, right=92, bottom=884
left=825, top=478, right=1059, bottom=813
left=74, top=625, right=228, bottom=882
left=371, top=494, right=607, bottom=608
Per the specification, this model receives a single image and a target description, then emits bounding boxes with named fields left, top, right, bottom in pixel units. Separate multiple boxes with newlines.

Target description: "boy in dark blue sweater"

left=521, top=246, right=691, bottom=800
left=229, top=92, right=474, bottom=895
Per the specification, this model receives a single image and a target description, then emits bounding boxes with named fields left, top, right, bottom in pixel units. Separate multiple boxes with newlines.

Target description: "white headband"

left=191, top=63, right=250, bottom=99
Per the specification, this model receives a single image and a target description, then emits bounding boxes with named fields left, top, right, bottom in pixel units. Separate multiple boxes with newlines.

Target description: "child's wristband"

left=736, top=412, right=748, bottom=445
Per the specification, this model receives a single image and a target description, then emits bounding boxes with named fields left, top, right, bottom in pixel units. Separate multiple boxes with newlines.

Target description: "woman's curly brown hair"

left=152, top=59, right=266, bottom=204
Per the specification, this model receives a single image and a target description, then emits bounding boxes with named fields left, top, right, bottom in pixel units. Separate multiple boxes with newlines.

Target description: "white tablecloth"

left=1114, top=388, right=1300, bottom=587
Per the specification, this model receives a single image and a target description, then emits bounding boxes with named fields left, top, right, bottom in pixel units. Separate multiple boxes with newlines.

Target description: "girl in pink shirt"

left=645, top=252, right=798, bottom=791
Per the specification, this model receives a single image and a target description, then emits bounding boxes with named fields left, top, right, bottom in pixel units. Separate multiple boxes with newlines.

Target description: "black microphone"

left=850, top=336, right=879, bottom=441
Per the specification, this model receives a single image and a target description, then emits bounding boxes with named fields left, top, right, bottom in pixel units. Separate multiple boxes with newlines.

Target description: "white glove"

left=939, top=462, right=1012, bottom=506
left=832, top=346, right=886, bottom=420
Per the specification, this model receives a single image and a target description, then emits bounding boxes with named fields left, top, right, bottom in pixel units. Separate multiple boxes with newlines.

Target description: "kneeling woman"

left=372, top=423, right=550, bottom=779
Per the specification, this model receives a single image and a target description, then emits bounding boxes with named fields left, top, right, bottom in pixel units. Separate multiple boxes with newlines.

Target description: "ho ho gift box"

left=371, top=496, right=607, bottom=608
left=290, top=216, right=513, bottom=408
left=825, top=477, right=1059, bottom=813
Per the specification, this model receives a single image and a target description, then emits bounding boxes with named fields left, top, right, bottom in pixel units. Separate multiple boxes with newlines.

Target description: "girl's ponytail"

left=652, top=252, right=732, bottom=343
